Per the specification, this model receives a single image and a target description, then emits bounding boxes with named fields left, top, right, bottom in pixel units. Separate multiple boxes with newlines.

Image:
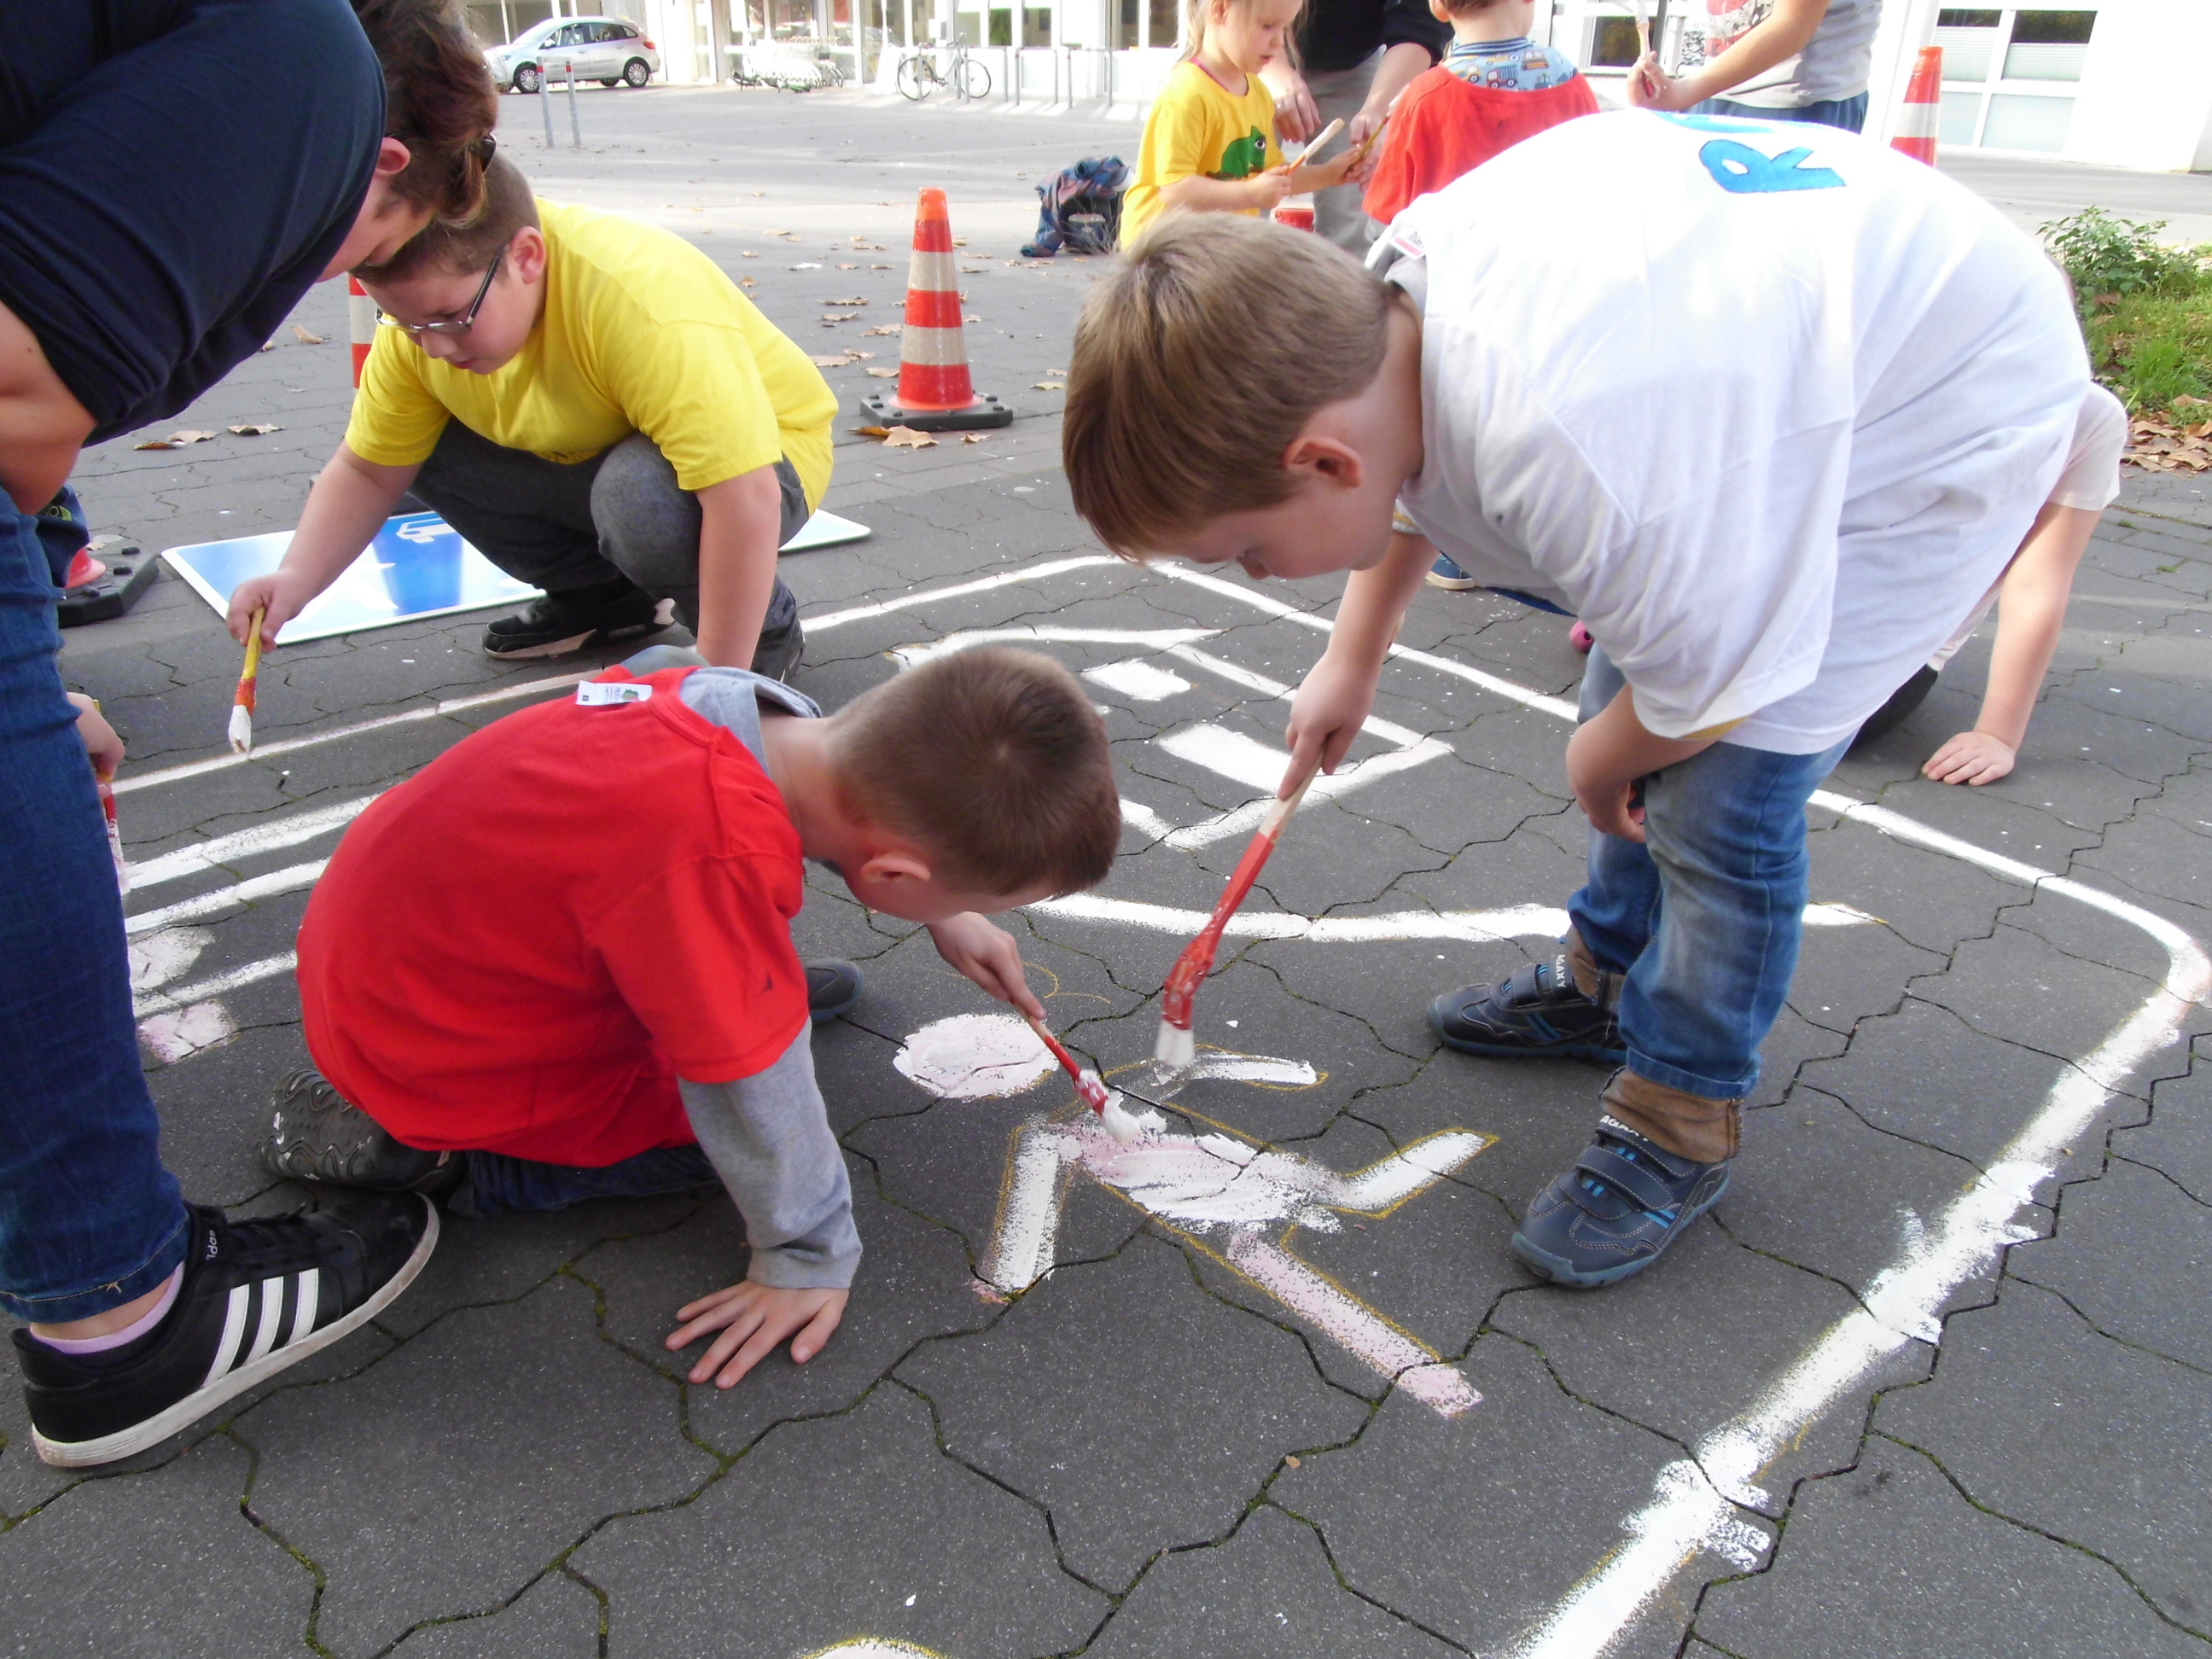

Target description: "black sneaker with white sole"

left=14, top=1196, right=437, bottom=1468
left=260, top=1069, right=464, bottom=1198
left=482, top=578, right=671, bottom=660
left=805, top=958, right=864, bottom=1021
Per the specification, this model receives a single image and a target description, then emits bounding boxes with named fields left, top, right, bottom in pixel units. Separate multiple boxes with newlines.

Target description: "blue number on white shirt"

left=1697, top=140, right=1844, bottom=194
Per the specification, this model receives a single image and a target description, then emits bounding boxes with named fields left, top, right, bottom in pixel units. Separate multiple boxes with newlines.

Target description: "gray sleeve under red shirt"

left=0, top=0, right=384, bottom=443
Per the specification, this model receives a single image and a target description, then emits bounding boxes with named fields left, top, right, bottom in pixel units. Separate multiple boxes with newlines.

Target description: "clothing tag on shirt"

left=575, top=681, right=654, bottom=707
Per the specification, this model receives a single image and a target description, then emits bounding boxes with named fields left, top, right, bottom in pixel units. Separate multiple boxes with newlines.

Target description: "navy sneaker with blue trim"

left=1425, top=551, right=1481, bottom=591
left=1430, top=954, right=1626, bottom=1064
left=1511, top=1117, right=1732, bottom=1288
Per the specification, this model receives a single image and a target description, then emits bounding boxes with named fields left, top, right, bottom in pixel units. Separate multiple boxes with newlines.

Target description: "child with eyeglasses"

left=225, top=155, right=833, bottom=678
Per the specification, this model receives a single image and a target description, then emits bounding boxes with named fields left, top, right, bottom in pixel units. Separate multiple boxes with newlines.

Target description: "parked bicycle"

left=896, top=44, right=989, bottom=102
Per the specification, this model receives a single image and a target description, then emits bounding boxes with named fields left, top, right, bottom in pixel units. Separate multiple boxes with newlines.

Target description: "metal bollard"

left=565, top=57, right=582, bottom=146
left=539, top=64, right=554, bottom=145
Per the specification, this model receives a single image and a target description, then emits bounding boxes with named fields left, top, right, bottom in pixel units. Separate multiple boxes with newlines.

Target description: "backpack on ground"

left=1022, top=155, right=1128, bottom=258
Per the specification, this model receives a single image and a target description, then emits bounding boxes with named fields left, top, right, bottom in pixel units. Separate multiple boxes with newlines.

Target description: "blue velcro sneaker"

left=1430, top=954, right=1627, bottom=1065
left=1512, top=1116, right=1732, bottom=1289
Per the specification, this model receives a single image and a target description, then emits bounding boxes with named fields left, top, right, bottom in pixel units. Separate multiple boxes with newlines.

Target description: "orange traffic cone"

left=349, top=276, right=377, bottom=387
left=1890, top=44, right=1942, bottom=166
left=861, top=188, right=1011, bottom=433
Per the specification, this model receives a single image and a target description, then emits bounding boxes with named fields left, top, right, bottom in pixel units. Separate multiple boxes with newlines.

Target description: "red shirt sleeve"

left=588, top=851, right=810, bottom=1085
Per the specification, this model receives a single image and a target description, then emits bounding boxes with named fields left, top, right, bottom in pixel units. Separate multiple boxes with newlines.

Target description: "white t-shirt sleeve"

left=2051, top=382, right=2127, bottom=512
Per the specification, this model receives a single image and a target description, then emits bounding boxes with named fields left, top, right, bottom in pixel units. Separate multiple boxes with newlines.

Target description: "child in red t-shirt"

left=267, top=644, right=1121, bottom=1389
left=1362, top=0, right=1598, bottom=228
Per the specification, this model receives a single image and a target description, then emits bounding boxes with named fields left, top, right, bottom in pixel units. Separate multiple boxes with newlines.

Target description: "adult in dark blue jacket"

left=0, top=0, right=496, bottom=1470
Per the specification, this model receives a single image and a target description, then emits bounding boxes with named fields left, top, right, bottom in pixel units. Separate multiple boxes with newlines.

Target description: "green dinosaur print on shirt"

left=1212, top=127, right=1269, bottom=180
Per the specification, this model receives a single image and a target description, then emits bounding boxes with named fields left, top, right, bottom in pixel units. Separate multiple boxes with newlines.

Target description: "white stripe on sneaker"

left=287, top=1269, right=320, bottom=1348
left=243, top=1277, right=285, bottom=1368
left=204, top=1284, right=251, bottom=1387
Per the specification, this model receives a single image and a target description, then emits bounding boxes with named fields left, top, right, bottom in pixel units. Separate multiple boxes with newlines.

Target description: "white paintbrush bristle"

left=1098, top=1094, right=1153, bottom=1144
left=1153, top=1019, right=1195, bottom=1069
left=226, top=703, right=253, bottom=755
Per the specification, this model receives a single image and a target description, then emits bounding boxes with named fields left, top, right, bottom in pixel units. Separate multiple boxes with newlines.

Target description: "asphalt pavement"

left=9, top=87, right=2212, bottom=1659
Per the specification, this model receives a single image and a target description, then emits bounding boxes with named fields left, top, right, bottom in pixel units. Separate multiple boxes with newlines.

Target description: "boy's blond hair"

left=831, top=647, right=1121, bottom=897
left=1064, top=213, right=1393, bottom=558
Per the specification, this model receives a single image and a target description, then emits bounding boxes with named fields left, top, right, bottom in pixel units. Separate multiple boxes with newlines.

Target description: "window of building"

left=1586, top=14, right=1640, bottom=67
left=1149, top=0, right=1181, bottom=48
left=1022, top=3, right=1050, bottom=44
left=2005, top=9, right=2093, bottom=77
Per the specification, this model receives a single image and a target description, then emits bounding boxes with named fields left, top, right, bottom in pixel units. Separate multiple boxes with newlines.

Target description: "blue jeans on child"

left=1565, top=648, right=1848, bottom=1106
left=1697, top=92, right=1871, bottom=134
left=460, top=1144, right=718, bottom=1217
left=0, top=504, right=190, bottom=1323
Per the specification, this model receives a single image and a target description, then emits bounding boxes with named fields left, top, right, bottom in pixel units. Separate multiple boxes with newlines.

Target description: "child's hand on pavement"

left=927, top=912, right=1045, bottom=1019
left=224, top=570, right=310, bottom=647
left=65, top=692, right=125, bottom=779
left=667, top=1279, right=847, bottom=1388
left=1924, top=730, right=2017, bottom=786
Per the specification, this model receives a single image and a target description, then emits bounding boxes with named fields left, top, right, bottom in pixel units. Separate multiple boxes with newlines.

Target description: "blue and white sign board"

left=160, top=509, right=872, bottom=645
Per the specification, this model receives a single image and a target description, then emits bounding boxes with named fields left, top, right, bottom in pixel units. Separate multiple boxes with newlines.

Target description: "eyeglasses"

left=376, top=246, right=507, bottom=338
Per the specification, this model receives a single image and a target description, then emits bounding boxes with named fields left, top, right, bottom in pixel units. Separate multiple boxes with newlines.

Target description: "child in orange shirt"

left=1363, top=0, right=1598, bottom=226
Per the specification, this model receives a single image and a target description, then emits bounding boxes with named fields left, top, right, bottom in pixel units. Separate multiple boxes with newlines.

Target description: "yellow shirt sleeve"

left=343, top=327, right=453, bottom=469
left=1125, top=67, right=1230, bottom=242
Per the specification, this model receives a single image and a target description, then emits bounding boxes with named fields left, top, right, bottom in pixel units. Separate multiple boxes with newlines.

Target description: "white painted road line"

left=134, top=952, right=298, bottom=1020
left=126, top=795, right=374, bottom=890
left=125, top=861, right=326, bottom=937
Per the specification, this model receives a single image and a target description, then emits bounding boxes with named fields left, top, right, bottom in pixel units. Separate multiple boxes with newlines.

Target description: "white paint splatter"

left=1085, top=659, right=1191, bottom=701
left=804, top=1643, right=948, bottom=1659
left=1134, top=1053, right=1319, bottom=1100
left=139, top=1000, right=237, bottom=1064
left=129, top=926, right=211, bottom=993
left=892, top=1013, right=1058, bottom=1099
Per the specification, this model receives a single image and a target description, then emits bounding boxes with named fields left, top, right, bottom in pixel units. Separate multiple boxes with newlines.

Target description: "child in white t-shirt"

left=1061, top=109, right=2091, bottom=1288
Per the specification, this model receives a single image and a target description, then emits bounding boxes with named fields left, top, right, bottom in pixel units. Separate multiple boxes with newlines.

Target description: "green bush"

left=2040, top=207, right=2212, bottom=421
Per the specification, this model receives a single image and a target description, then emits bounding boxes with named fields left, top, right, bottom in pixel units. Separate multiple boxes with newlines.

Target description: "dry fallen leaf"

left=791, top=262, right=821, bottom=271
left=750, top=190, right=766, bottom=197
left=953, top=237, right=967, bottom=247
left=962, top=432, right=987, bottom=443
left=853, top=425, right=892, bottom=437
left=850, top=234, right=870, bottom=245
left=765, top=227, right=789, bottom=235
left=810, top=353, right=859, bottom=367
left=821, top=311, right=859, bottom=322
left=871, top=263, right=894, bottom=270
left=227, top=422, right=282, bottom=436
left=882, top=426, right=937, bottom=448
left=1284, top=1455, right=1302, bottom=1469
left=259, top=339, right=278, bottom=352
left=865, top=366, right=899, bottom=378
left=862, top=324, right=901, bottom=336
left=825, top=296, right=868, bottom=306
left=741, top=277, right=757, bottom=288
left=1032, top=381, right=1064, bottom=392
left=133, top=428, right=221, bottom=450
left=837, top=262, right=860, bottom=270
left=741, top=251, right=759, bottom=259
left=293, top=325, right=326, bottom=345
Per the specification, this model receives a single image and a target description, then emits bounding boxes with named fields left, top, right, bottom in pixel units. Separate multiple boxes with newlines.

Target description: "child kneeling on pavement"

left=1063, top=110, right=2093, bottom=1289
left=265, top=646, right=1121, bottom=1384
left=227, top=154, right=831, bottom=678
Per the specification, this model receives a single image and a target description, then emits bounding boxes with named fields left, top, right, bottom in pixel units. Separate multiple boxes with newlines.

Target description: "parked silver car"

left=486, top=16, right=660, bottom=93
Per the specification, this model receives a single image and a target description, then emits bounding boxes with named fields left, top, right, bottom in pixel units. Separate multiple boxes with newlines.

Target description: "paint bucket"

left=1273, top=198, right=1316, bottom=232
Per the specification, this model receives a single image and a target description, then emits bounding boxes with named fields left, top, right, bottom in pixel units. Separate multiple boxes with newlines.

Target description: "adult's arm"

left=1629, top=0, right=1831, bottom=109
left=0, top=300, right=93, bottom=515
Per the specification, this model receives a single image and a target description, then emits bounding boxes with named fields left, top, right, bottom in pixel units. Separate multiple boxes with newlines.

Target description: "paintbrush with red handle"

left=1025, top=1012, right=1146, bottom=1143
left=228, top=608, right=265, bottom=755
left=1154, top=771, right=1316, bottom=1071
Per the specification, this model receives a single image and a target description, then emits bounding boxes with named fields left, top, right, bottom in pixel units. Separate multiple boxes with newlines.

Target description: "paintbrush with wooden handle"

left=228, top=608, right=265, bottom=754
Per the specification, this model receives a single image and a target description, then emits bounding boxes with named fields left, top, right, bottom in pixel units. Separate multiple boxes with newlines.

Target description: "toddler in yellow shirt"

left=228, top=156, right=834, bottom=677
left=1121, top=0, right=1357, bottom=245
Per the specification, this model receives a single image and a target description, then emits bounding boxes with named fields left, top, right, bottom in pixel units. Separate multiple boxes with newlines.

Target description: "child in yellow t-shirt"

left=226, top=156, right=835, bottom=679
left=1121, top=0, right=1357, bottom=244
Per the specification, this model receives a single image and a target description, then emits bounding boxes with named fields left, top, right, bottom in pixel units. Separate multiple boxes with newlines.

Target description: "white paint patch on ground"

left=984, top=1109, right=1490, bottom=1415
left=128, top=927, right=212, bottom=994
left=804, top=1642, right=951, bottom=1659
left=1118, top=798, right=1176, bottom=844
left=134, top=952, right=296, bottom=1021
left=891, top=626, right=1216, bottom=670
left=138, top=1000, right=237, bottom=1064
left=1085, top=658, right=1191, bottom=701
left=1140, top=1054, right=1318, bottom=1101
left=892, top=1013, right=1059, bottom=1099
left=124, top=860, right=327, bottom=936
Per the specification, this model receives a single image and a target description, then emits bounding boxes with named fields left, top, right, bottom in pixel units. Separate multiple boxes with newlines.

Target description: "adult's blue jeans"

left=1566, top=648, right=1848, bottom=1104
left=1697, top=91, right=1871, bottom=134
left=0, top=506, right=189, bottom=1323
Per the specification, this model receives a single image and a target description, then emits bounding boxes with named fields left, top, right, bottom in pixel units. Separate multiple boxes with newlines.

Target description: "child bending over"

left=263, top=647, right=1121, bottom=1385
left=1121, top=0, right=1359, bottom=246
left=1063, top=114, right=2092, bottom=1289
left=228, top=157, right=834, bottom=678
left=1361, top=0, right=1596, bottom=227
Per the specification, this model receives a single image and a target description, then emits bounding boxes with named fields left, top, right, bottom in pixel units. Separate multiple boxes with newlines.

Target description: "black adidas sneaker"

left=14, top=1196, right=437, bottom=1468
left=482, top=579, right=670, bottom=660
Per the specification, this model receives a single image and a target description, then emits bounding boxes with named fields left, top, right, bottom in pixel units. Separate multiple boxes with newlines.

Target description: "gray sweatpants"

left=412, top=422, right=806, bottom=637
left=1303, top=55, right=1383, bottom=255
